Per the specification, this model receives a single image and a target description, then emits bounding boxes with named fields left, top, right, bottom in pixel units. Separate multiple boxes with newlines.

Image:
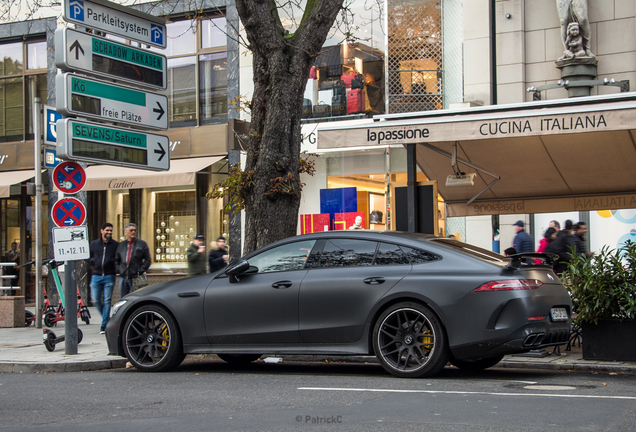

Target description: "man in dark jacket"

left=115, top=223, right=151, bottom=298
left=187, top=234, right=207, bottom=276
left=209, top=237, right=229, bottom=273
left=87, top=222, right=118, bottom=333
left=569, top=222, right=591, bottom=259
left=512, top=220, right=534, bottom=254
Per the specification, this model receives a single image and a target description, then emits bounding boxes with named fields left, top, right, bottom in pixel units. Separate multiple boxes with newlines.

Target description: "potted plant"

left=561, top=240, right=636, bottom=361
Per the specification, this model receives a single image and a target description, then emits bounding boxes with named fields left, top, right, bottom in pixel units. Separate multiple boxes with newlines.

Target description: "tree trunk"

left=236, top=0, right=344, bottom=254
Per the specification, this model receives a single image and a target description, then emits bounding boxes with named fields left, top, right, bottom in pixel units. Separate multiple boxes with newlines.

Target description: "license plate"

left=550, top=307, right=568, bottom=321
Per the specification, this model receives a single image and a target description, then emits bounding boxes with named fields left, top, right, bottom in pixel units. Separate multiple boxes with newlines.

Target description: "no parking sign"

left=51, top=198, right=87, bottom=227
left=53, top=162, right=86, bottom=194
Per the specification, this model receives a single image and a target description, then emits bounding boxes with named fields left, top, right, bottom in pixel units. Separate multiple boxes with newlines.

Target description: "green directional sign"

left=55, top=27, right=167, bottom=90
left=56, top=118, right=169, bottom=171
left=56, top=73, right=168, bottom=130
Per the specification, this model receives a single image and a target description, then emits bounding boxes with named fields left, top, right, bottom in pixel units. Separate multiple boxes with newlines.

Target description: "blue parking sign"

left=44, top=105, right=63, bottom=145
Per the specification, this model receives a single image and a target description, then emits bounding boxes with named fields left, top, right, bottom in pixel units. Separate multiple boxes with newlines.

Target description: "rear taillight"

left=473, top=279, right=543, bottom=292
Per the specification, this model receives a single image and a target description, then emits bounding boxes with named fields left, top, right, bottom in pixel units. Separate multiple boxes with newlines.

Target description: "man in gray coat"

left=115, top=223, right=151, bottom=298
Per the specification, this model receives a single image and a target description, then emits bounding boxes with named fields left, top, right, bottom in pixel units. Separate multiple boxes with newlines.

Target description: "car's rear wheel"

left=123, top=305, right=185, bottom=372
left=449, top=355, right=504, bottom=372
left=373, top=302, right=448, bottom=378
left=217, top=354, right=262, bottom=365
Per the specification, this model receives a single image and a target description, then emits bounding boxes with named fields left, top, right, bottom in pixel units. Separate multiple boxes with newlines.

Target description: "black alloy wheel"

left=123, top=305, right=185, bottom=372
left=373, top=302, right=448, bottom=378
left=449, top=355, right=505, bottom=372
left=217, top=354, right=262, bottom=365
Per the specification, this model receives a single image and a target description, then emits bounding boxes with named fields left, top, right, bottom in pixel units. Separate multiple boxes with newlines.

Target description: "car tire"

left=122, top=304, right=185, bottom=372
left=373, top=302, right=448, bottom=378
left=449, top=355, right=504, bottom=372
left=217, top=354, right=262, bottom=365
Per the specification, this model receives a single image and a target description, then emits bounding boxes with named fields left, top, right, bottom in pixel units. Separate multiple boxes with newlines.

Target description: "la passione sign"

left=318, top=107, right=636, bottom=148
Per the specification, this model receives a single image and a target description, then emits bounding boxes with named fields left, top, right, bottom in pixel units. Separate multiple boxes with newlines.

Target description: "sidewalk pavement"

left=1, top=308, right=636, bottom=374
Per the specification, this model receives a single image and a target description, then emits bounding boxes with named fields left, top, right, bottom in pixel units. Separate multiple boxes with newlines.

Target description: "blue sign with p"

left=44, top=105, right=63, bottom=145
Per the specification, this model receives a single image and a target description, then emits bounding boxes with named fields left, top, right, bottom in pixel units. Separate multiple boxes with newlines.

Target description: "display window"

left=153, top=191, right=196, bottom=264
left=300, top=147, right=445, bottom=236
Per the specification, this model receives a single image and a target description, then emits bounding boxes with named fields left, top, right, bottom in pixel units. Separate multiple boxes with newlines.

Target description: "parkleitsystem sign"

left=62, top=0, right=166, bottom=48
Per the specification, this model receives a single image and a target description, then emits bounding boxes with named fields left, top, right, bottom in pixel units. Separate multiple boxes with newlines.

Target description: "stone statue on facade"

left=556, top=0, right=595, bottom=62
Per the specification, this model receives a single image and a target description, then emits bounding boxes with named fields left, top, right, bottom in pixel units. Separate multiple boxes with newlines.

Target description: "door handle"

left=363, top=277, right=385, bottom=285
left=272, top=280, right=293, bottom=289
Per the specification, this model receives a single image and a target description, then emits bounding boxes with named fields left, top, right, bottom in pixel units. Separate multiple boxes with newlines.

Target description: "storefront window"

left=1, top=42, right=23, bottom=76
left=153, top=191, right=196, bottom=264
left=27, top=41, right=47, bottom=70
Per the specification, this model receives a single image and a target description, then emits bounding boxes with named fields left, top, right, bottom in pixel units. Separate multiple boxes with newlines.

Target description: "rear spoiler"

left=506, top=253, right=559, bottom=270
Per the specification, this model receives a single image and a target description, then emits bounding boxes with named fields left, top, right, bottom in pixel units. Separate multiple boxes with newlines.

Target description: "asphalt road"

left=1, top=356, right=635, bottom=432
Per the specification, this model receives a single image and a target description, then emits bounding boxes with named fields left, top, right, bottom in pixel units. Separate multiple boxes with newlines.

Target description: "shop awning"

left=0, top=170, right=38, bottom=198
left=83, top=156, right=226, bottom=191
left=317, top=93, right=636, bottom=217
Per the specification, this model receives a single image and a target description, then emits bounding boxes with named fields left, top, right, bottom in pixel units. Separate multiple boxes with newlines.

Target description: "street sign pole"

left=34, top=98, right=44, bottom=329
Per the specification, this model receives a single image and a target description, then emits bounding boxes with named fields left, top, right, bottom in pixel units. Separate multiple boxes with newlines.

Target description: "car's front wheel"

left=449, top=355, right=504, bottom=372
left=373, top=302, right=448, bottom=378
left=217, top=354, right=262, bottom=365
left=123, top=305, right=185, bottom=372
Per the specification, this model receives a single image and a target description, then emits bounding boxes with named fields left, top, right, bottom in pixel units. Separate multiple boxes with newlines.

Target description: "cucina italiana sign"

left=318, top=107, right=636, bottom=149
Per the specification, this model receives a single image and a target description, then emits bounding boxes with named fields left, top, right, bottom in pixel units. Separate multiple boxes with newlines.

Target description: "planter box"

left=0, top=296, right=25, bottom=328
left=582, top=320, right=636, bottom=361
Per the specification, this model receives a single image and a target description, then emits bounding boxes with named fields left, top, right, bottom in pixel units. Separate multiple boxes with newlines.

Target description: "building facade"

left=0, top=1, right=240, bottom=301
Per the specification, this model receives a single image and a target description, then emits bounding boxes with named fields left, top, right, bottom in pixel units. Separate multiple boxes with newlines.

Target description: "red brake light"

left=474, top=279, right=543, bottom=292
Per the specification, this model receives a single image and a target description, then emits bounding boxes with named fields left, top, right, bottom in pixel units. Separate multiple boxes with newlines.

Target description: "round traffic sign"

left=53, top=161, right=86, bottom=194
left=51, top=198, right=86, bottom=227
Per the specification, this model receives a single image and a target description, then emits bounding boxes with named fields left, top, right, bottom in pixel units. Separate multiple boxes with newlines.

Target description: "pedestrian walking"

left=115, top=223, right=151, bottom=298
left=569, top=221, right=592, bottom=258
left=546, top=219, right=574, bottom=274
left=535, top=227, right=557, bottom=264
left=87, top=223, right=118, bottom=333
left=187, top=234, right=207, bottom=276
left=512, top=220, right=533, bottom=254
left=209, top=236, right=229, bottom=273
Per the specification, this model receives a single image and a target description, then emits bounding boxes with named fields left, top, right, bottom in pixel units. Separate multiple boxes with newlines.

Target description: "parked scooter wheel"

left=44, top=332, right=56, bottom=352
left=25, top=310, right=34, bottom=327
left=80, top=308, right=90, bottom=325
left=44, top=311, right=57, bottom=328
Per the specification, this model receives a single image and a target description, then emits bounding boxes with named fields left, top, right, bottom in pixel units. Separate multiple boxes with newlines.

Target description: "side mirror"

left=225, top=259, right=250, bottom=277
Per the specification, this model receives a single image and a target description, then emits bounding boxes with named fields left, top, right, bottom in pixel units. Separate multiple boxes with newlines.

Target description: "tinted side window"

left=401, top=246, right=440, bottom=264
left=375, top=242, right=410, bottom=266
left=248, top=240, right=316, bottom=273
left=320, top=239, right=377, bottom=268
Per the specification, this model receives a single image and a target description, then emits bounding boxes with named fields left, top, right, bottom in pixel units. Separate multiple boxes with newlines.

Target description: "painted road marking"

left=298, top=387, right=636, bottom=401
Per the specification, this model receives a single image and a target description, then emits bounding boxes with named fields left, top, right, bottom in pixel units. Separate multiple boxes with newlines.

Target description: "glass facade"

left=0, top=39, right=47, bottom=142
left=153, top=17, right=228, bottom=128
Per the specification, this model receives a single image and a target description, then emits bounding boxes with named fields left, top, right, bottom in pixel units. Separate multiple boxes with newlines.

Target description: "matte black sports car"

left=105, top=231, right=572, bottom=378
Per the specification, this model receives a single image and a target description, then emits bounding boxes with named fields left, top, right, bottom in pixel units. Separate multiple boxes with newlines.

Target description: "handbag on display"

left=332, top=93, right=347, bottom=116
left=132, top=273, right=149, bottom=291
left=370, top=210, right=383, bottom=224
left=333, top=80, right=346, bottom=96
left=309, top=66, right=318, bottom=80
left=313, top=102, right=332, bottom=118
left=351, top=74, right=365, bottom=89
left=302, top=98, right=313, bottom=118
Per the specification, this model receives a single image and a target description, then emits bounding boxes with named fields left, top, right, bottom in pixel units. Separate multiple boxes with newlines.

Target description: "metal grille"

left=388, top=0, right=443, bottom=114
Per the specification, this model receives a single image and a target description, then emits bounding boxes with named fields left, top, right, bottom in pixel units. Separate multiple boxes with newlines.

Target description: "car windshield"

left=431, top=238, right=507, bottom=264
